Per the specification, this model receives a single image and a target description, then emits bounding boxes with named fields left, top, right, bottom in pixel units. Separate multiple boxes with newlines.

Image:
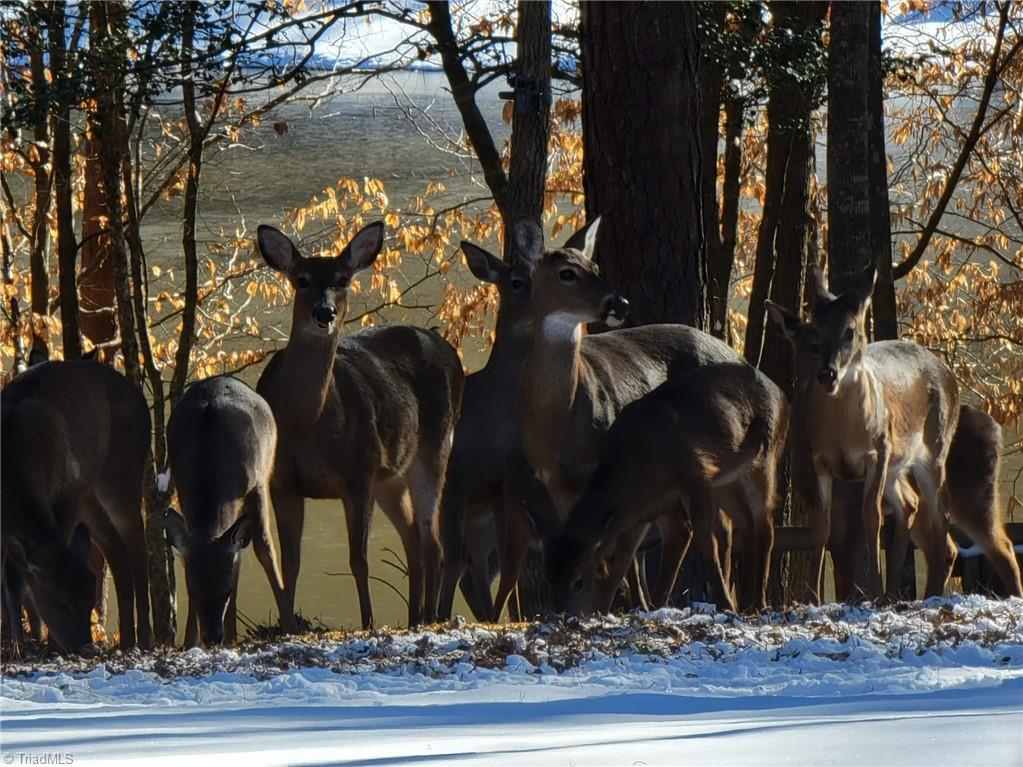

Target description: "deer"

left=766, top=263, right=960, bottom=601
left=163, top=376, right=292, bottom=646
left=544, top=362, right=788, bottom=613
left=489, top=217, right=745, bottom=620
left=825, top=404, right=1021, bottom=601
left=1, top=360, right=152, bottom=651
left=436, top=239, right=556, bottom=622
left=255, top=222, right=464, bottom=630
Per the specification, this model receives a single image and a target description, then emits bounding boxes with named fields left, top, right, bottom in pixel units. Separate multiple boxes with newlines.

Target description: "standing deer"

left=491, top=218, right=743, bottom=619
left=545, top=362, right=788, bottom=613
left=163, top=376, right=292, bottom=646
left=826, top=404, right=1021, bottom=601
left=437, top=240, right=555, bottom=621
left=255, top=222, right=464, bottom=630
left=766, top=264, right=959, bottom=600
left=1, top=360, right=152, bottom=650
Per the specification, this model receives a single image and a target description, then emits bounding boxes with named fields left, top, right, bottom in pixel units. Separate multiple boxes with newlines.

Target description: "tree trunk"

left=581, top=0, right=706, bottom=328
left=827, top=2, right=872, bottom=294
left=711, top=97, right=744, bottom=344
left=868, top=0, right=898, bottom=342
left=700, top=2, right=725, bottom=337
left=47, top=2, right=82, bottom=360
left=27, top=39, right=51, bottom=358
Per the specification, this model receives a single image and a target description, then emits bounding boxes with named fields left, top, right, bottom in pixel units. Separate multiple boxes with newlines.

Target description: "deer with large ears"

left=255, top=222, right=464, bottom=630
left=766, top=263, right=960, bottom=601
left=436, top=239, right=556, bottom=621
left=495, top=217, right=745, bottom=619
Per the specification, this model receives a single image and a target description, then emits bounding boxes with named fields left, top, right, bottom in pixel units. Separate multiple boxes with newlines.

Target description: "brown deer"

left=491, top=218, right=744, bottom=619
left=437, top=239, right=555, bottom=621
left=766, top=264, right=960, bottom=600
left=163, top=376, right=292, bottom=646
left=544, top=362, right=788, bottom=614
left=826, top=404, right=1021, bottom=600
left=255, top=222, right=464, bottom=630
left=1, top=360, right=152, bottom=650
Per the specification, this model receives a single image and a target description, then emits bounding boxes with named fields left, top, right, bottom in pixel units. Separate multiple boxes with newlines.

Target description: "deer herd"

left=2, top=217, right=1020, bottom=653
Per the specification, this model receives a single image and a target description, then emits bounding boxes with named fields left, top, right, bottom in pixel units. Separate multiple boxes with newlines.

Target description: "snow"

left=2, top=596, right=1022, bottom=765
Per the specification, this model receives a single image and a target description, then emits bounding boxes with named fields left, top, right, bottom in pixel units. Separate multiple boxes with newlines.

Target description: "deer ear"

left=564, top=216, right=601, bottom=261
left=342, top=222, right=385, bottom=272
left=765, top=300, right=801, bottom=342
left=512, top=218, right=545, bottom=266
left=257, top=225, right=302, bottom=274
left=850, top=263, right=878, bottom=309
left=163, top=510, right=191, bottom=554
left=461, top=241, right=509, bottom=284
left=809, top=264, right=835, bottom=310
left=224, top=516, right=253, bottom=554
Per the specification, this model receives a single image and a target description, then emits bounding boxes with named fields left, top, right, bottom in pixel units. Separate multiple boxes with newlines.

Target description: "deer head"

left=516, top=217, right=629, bottom=334
left=3, top=524, right=95, bottom=652
left=164, top=510, right=252, bottom=646
left=257, top=222, right=384, bottom=337
left=460, top=231, right=539, bottom=338
left=767, top=263, right=876, bottom=396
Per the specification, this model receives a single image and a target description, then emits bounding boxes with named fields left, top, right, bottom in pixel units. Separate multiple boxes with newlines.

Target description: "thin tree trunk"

left=27, top=41, right=51, bottom=358
left=868, top=0, right=898, bottom=342
left=711, top=97, right=744, bottom=343
left=700, top=2, right=725, bottom=337
left=47, top=1, right=82, bottom=360
left=581, top=1, right=706, bottom=327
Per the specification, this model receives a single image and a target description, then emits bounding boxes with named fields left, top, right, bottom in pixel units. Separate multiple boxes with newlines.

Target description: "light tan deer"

left=544, top=362, right=788, bottom=614
left=767, top=264, right=960, bottom=601
left=164, top=375, right=292, bottom=647
left=437, top=240, right=555, bottom=621
left=1, top=360, right=152, bottom=651
left=491, top=218, right=744, bottom=619
left=255, top=223, right=464, bottom=630
left=826, top=404, right=1021, bottom=601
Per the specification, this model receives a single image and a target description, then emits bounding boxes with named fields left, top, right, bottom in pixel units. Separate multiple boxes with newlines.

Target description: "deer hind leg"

left=650, top=504, right=692, bottom=608
left=737, top=466, right=776, bottom=612
left=952, top=517, right=1022, bottom=598
left=248, top=486, right=297, bottom=634
left=690, top=485, right=736, bottom=612
left=225, top=561, right=241, bottom=644
left=912, top=462, right=951, bottom=597
left=84, top=497, right=137, bottom=648
left=408, top=456, right=445, bottom=625
left=491, top=492, right=533, bottom=623
left=883, top=476, right=915, bottom=601
left=593, top=524, right=649, bottom=613
left=270, top=486, right=305, bottom=629
left=373, top=480, right=419, bottom=629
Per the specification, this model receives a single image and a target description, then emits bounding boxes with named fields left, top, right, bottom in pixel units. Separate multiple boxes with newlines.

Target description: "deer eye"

left=336, top=277, right=349, bottom=289
left=511, top=278, right=525, bottom=291
left=843, top=328, right=854, bottom=342
left=558, top=269, right=577, bottom=283
left=295, top=275, right=310, bottom=289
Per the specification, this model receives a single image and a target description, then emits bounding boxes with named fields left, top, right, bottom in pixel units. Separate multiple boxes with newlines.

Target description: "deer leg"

left=459, top=514, right=497, bottom=621
left=861, top=447, right=889, bottom=600
left=491, top=498, right=532, bottom=623
left=248, top=487, right=296, bottom=634
left=691, top=486, right=735, bottom=612
left=225, top=562, right=240, bottom=645
left=85, top=506, right=137, bottom=649
left=810, top=471, right=834, bottom=604
left=376, top=482, right=421, bottom=628
left=270, top=486, right=305, bottom=628
left=954, top=518, right=1022, bottom=597
left=912, top=463, right=951, bottom=597
left=625, top=555, right=650, bottom=611
left=437, top=475, right=470, bottom=623
left=884, top=479, right=914, bottom=601
left=408, top=458, right=444, bottom=625
left=593, top=524, right=648, bottom=613
left=342, top=481, right=378, bottom=631
left=651, top=505, right=692, bottom=607
left=184, top=597, right=198, bottom=648
left=118, top=509, right=152, bottom=650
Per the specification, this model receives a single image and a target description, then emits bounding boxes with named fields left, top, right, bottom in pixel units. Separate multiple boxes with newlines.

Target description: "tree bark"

left=27, top=37, right=51, bottom=358
left=699, top=2, right=725, bottom=336
left=47, top=1, right=82, bottom=360
left=868, top=0, right=898, bottom=341
left=711, top=97, right=744, bottom=344
left=581, top=0, right=706, bottom=328
left=827, top=2, right=872, bottom=294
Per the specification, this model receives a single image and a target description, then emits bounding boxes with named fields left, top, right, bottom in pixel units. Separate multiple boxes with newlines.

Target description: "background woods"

left=1, top=0, right=1021, bottom=633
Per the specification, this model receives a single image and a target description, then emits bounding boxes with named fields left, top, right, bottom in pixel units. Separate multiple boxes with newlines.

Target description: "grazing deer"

left=491, top=218, right=743, bottom=619
left=544, top=362, right=788, bottom=614
left=1, top=360, right=152, bottom=650
left=255, top=223, right=464, bottom=630
left=437, top=240, right=555, bottom=621
left=766, top=264, right=959, bottom=600
left=164, top=376, right=292, bottom=646
left=827, top=404, right=1021, bottom=601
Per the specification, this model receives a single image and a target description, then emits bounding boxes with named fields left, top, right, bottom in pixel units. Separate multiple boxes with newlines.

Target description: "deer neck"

left=802, top=360, right=882, bottom=448
left=280, top=312, right=342, bottom=424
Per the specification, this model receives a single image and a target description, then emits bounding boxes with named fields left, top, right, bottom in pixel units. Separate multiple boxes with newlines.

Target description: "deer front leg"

left=342, top=482, right=377, bottom=631
left=650, top=506, right=692, bottom=607
left=810, top=469, right=833, bottom=604
left=270, top=485, right=305, bottom=630
left=491, top=495, right=533, bottom=623
left=861, top=444, right=889, bottom=600
left=249, top=487, right=298, bottom=634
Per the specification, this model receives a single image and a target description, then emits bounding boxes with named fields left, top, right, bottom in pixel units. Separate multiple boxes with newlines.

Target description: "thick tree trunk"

left=868, top=0, right=898, bottom=342
left=827, top=2, right=872, bottom=294
left=47, top=2, right=82, bottom=360
left=581, top=0, right=706, bottom=328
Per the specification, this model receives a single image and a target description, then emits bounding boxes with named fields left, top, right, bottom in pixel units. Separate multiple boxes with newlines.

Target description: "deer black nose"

left=601, top=294, right=629, bottom=327
left=312, top=303, right=336, bottom=326
left=817, top=367, right=837, bottom=386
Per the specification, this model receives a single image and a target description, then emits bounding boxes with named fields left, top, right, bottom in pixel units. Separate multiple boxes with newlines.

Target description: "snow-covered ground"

left=2, top=596, right=1022, bottom=766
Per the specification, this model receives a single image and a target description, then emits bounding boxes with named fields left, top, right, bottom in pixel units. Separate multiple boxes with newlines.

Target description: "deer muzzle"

left=312, top=301, right=337, bottom=328
left=601, top=294, right=629, bottom=328
left=817, top=366, right=838, bottom=390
